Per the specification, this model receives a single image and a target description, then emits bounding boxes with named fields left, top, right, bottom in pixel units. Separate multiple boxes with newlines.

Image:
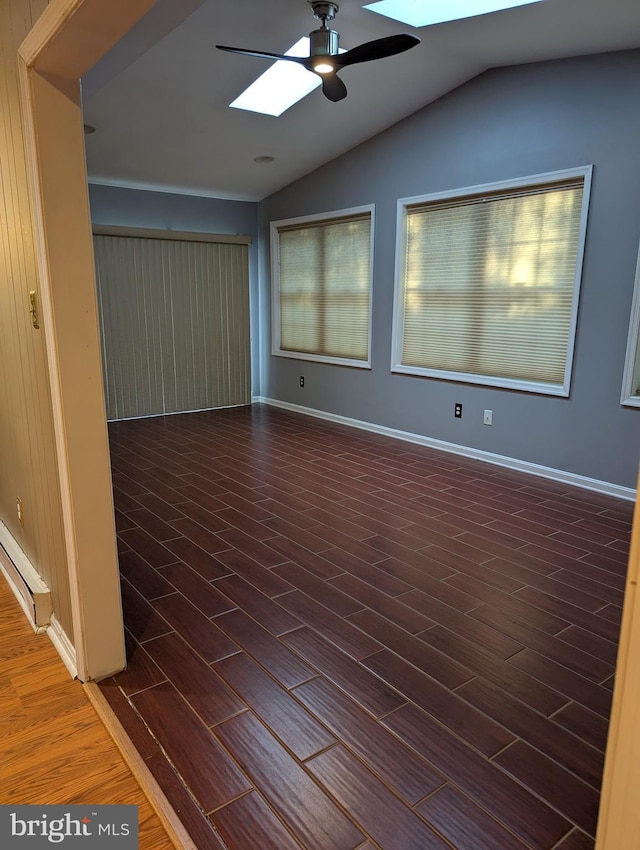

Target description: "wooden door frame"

left=17, top=0, right=157, bottom=681
left=595, top=477, right=640, bottom=849
left=16, top=0, right=640, bottom=844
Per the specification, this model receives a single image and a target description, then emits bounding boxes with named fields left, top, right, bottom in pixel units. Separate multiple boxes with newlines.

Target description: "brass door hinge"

left=29, top=290, right=39, bottom=329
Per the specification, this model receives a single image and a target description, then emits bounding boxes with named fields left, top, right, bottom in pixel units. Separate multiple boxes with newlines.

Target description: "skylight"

left=230, top=37, right=320, bottom=117
left=363, top=0, right=544, bottom=28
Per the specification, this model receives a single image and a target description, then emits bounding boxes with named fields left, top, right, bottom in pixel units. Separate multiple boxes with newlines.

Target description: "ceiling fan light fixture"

left=219, top=0, right=419, bottom=106
left=313, top=61, right=335, bottom=74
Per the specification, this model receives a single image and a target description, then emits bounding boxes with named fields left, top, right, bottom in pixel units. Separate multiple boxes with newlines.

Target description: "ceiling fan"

left=216, top=1, right=420, bottom=103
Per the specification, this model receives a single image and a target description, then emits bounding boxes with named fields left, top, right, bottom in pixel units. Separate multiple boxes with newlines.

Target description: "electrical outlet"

left=299, top=376, right=305, bottom=388
left=483, top=409, right=493, bottom=426
left=454, top=403, right=462, bottom=419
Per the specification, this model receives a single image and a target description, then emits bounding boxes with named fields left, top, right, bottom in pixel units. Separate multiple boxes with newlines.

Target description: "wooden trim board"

left=93, top=224, right=252, bottom=244
left=85, top=683, right=197, bottom=850
left=596, top=473, right=640, bottom=849
left=17, top=0, right=159, bottom=682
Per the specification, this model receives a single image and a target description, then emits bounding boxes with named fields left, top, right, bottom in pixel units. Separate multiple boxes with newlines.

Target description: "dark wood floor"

left=99, top=404, right=633, bottom=850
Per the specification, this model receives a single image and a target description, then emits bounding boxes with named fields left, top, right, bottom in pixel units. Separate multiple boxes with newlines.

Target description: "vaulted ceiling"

left=82, top=0, right=640, bottom=201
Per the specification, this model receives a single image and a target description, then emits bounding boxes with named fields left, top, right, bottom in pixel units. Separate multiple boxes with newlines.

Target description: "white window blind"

left=272, top=208, right=373, bottom=366
left=394, top=171, right=591, bottom=394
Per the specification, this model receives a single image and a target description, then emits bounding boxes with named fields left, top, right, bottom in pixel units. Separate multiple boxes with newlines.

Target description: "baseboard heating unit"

left=0, top=522, right=52, bottom=632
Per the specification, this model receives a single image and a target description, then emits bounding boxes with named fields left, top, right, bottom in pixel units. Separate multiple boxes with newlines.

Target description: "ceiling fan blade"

left=216, top=44, right=307, bottom=66
left=336, top=34, right=420, bottom=68
left=321, top=72, right=347, bottom=102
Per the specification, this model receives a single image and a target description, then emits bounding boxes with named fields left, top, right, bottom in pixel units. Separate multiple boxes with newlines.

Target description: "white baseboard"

left=256, top=397, right=636, bottom=502
left=48, top=614, right=78, bottom=679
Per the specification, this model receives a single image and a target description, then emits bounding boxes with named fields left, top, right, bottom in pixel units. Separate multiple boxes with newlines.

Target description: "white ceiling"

left=82, top=0, right=640, bottom=202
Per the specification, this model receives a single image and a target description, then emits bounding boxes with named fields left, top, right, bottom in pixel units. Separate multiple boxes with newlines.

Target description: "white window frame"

left=391, top=166, right=593, bottom=396
left=621, top=243, right=640, bottom=408
left=271, top=205, right=375, bottom=369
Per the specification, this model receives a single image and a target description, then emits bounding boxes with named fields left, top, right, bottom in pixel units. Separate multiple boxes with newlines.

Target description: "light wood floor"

left=0, top=574, right=176, bottom=849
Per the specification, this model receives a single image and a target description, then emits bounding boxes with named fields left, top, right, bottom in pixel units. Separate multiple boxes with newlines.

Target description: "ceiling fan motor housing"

left=310, top=26, right=339, bottom=57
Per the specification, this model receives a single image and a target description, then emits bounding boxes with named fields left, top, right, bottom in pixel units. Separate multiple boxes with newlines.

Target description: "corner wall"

left=259, top=49, right=640, bottom=490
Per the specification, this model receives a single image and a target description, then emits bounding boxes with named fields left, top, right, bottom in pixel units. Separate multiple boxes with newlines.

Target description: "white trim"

left=47, top=614, right=78, bottom=679
left=271, top=350, right=372, bottom=369
left=256, top=396, right=636, bottom=501
left=395, top=166, right=593, bottom=224
left=270, top=204, right=376, bottom=235
left=0, top=521, right=52, bottom=631
left=92, top=224, right=252, bottom=245
left=270, top=204, right=375, bottom=368
left=88, top=177, right=259, bottom=204
left=391, top=166, right=593, bottom=397
left=621, top=241, right=640, bottom=407
left=565, top=165, right=593, bottom=393
left=389, top=365, right=570, bottom=396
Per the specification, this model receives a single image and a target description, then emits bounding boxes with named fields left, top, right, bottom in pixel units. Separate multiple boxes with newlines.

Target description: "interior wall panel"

left=0, top=0, right=72, bottom=638
left=94, top=234, right=251, bottom=420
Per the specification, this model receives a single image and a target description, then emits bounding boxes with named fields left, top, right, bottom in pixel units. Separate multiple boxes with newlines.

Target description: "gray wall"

left=88, top=183, right=261, bottom=396
left=259, top=50, right=640, bottom=489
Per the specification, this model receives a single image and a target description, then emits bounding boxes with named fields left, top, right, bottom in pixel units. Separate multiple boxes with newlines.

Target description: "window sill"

left=273, top=349, right=371, bottom=370
left=390, top=364, right=569, bottom=397
left=621, top=395, right=640, bottom=409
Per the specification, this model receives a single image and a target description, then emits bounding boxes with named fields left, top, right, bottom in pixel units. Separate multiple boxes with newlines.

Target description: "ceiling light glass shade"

left=363, top=0, right=544, bottom=28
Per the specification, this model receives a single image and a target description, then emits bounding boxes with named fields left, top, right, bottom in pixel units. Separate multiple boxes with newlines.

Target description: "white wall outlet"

left=483, top=409, right=493, bottom=426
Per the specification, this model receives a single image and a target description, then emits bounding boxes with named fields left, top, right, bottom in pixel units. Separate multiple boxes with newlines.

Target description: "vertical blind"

left=400, top=178, right=585, bottom=386
left=94, top=234, right=251, bottom=420
left=276, top=212, right=372, bottom=361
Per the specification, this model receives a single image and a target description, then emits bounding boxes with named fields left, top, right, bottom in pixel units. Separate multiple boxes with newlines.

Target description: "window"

left=271, top=206, right=374, bottom=367
left=392, top=167, right=592, bottom=395
left=621, top=245, right=640, bottom=407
